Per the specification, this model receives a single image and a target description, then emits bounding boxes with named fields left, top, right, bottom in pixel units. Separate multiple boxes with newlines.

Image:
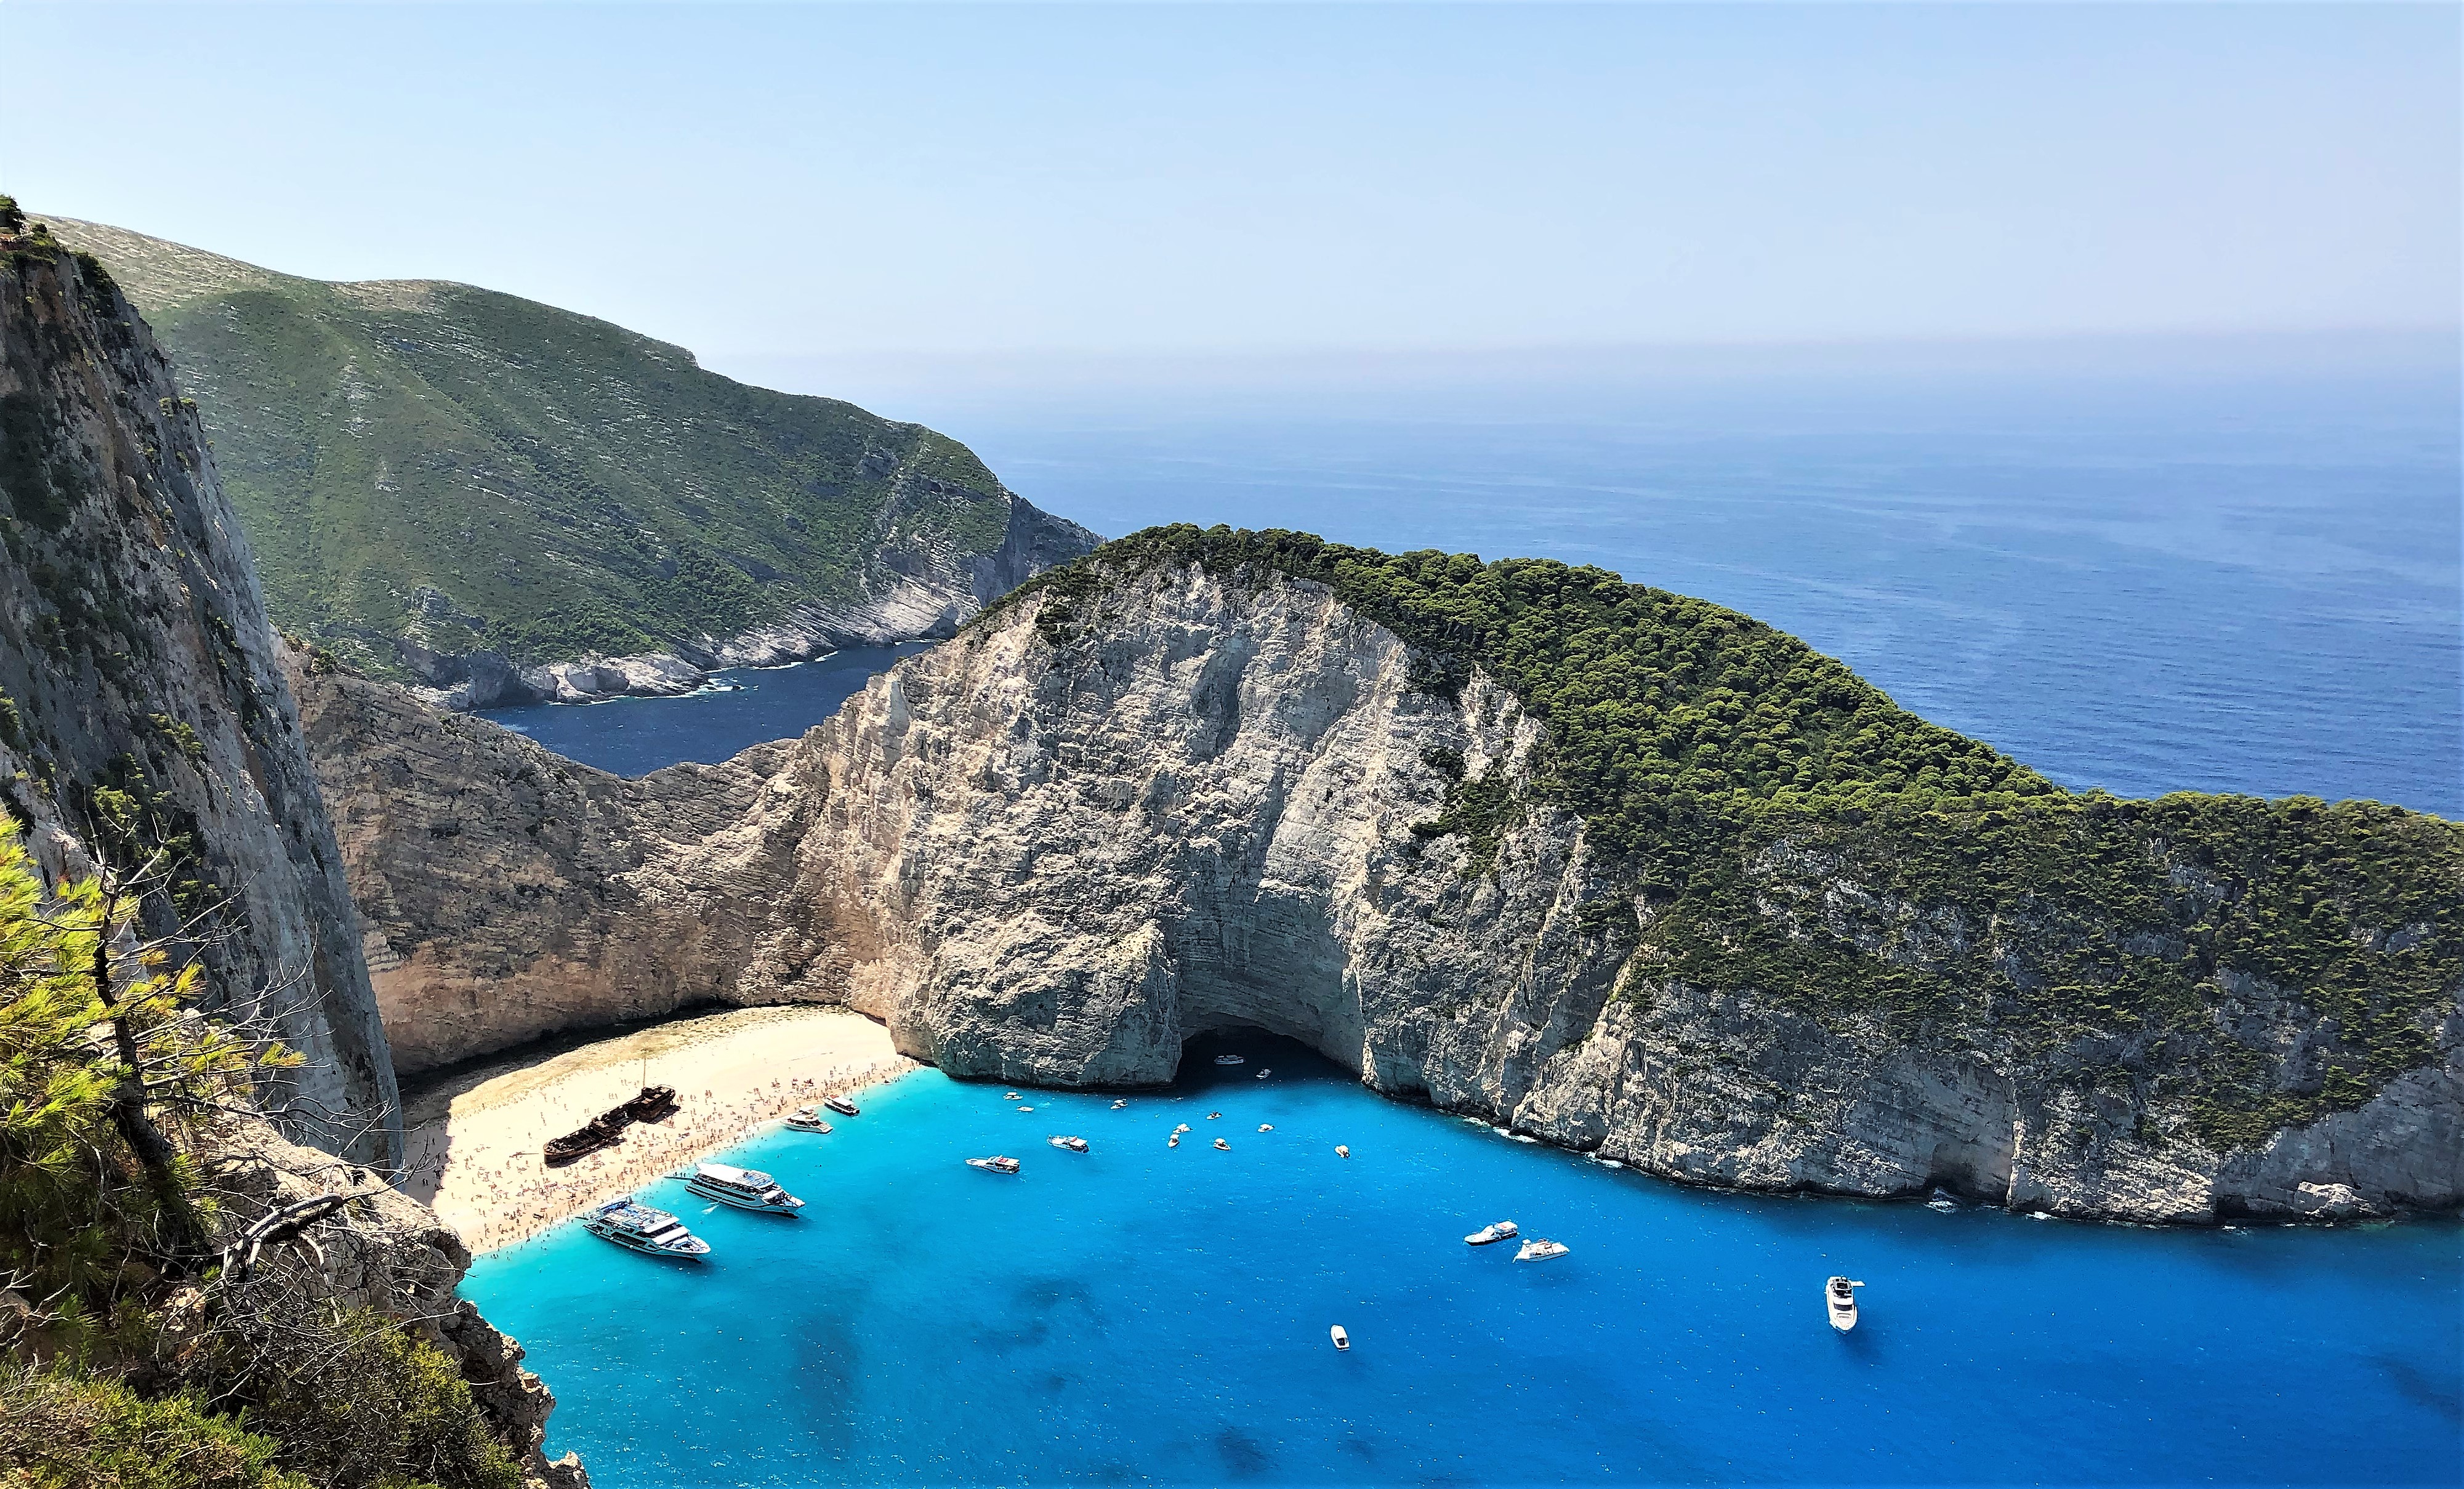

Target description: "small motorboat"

left=685, top=1162, right=805, bottom=1214
left=1048, top=1135, right=1089, bottom=1152
left=1329, top=1325, right=1350, bottom=1352
left=1255, top=1069, right=1271, bottom=1079
left=1206, top=1112, right=1223, bottom=1121
left=1514, top=1238, right=1569, bottom=1263
left=966, top=1156, right=1021, bottom=1174
left=1212, top=1138, right=1230, bottom=1150
left=1464, top=1220, right=1520, bottom=1246
left=582, top=1199, right=711, bottom=1260
left=1110, top=1099, right=1128, bottom=1109
left=1335, top=1145, right=1350, bottom=1158
left=1168, top=1134, right=1181, bottom=1148
left=784, top=1106, right=834, bottom=1134
left=1017, top=1105, right=1036, bottom=1113
left=1257, top=1123, right=1274, bottom=1132
left=1827, top=1276, right=1863, bottom=1331
left=1214, top=1054, right=1246, bottom=1066
left=1174, top=1123, right=1192, bottom=1134
left=1004, top=1091, right=1020, bottom=1100
left=1595, top=1158, right=1625, bottom=1170
left=826, top=1096, right=860, bottom=1117
left=1927, top=1188, right=1959, bottom=1214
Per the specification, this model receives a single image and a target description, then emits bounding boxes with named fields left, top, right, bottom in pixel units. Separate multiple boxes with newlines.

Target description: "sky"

left=6, top=2, right=2457, bottom=381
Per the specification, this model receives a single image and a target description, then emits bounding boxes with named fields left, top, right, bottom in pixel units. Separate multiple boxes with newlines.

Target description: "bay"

left=462, top=1036, right=2463, bottom=1487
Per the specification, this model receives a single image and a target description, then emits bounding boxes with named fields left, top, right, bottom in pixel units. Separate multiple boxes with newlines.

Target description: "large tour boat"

left=1514, top=1237, right=1570, bottom=1263
left=582, top=1199, right=711, bottom=1260
left=685, top=1162, right=805, bottom=1214
left=825, top=1095, right=860, bottom=1117
left=967, top=1155, right=1021, bottom=1174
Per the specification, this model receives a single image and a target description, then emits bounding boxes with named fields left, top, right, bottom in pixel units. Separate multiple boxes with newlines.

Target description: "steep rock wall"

left=300, top=566, right=2462, bottom=1222
left=0, top=217, right=397, bottom=1161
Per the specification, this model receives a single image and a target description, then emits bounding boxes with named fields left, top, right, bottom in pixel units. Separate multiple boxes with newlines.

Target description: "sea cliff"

left=297, top=531, right=2463, bottom=1225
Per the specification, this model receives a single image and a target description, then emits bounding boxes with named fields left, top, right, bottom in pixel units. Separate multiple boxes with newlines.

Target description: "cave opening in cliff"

left=1173, top=1026, right=1348, bottom=1091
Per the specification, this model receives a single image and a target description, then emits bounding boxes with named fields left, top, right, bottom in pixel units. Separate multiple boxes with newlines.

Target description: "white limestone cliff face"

left=0, top=230, right=397, bottom=1164
left=300, top=567, right=2463, bottom=1223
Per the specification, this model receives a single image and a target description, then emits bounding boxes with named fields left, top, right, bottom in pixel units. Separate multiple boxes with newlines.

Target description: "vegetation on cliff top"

left=46, top=215, right=1083, bottom=678
left=0, top=822, right=521, bottom=1489
left=1000, top=525, right=2464, bottom=1152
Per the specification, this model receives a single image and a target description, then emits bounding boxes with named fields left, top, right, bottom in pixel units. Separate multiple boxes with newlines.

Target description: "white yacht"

left=1329, top=1325, right=1350, bottom=1351
left=1827, top=1277, right=1864, bottom=1331
left=1110, top=1099, right=1128, bottom=1109
left=1048, top=1135, right=1089, bottom=1152
left=1464, top=1220, right=1520, bottom=1246
left=1174, top=1123, right=1192, bottom=1134
left=685, top=1163, right=805, bottom=1215
left=1212, top=1137, right=1231, bottom=1150
left=582, top=1199, right=711, bottom=1260
left=1214, top=1054, right=1246, bottom=1066
left=1513, top=1238, right=1569, bottom=1263
left=784, top=1106, right=834, bottom=1134
left=967, top=1155, right=1021, bottom=1174
left=825, top=1096, right=860, bottom=1117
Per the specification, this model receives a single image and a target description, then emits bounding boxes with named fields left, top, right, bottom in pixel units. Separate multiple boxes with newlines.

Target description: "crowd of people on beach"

left=408, top=1055, right=916, bottom=1253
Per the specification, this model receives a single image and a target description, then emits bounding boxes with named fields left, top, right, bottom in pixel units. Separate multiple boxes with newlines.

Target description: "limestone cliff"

left=299, top=544, right=2462, bottom=1224
left=0, top=205, right=398, bottom=1162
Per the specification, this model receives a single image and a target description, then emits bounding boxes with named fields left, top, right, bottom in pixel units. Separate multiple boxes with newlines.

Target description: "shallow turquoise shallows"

left=460, top=1038, right=2461, bottom=1488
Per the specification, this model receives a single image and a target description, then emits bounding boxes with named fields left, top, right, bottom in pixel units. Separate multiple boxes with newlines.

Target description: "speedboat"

left=1048, top=1135, right=1089, bottom=1152
left=582, top=1199, right=711, bottom=1260
left=1206, top=1112, right=1222, bottom=1120
left=1110, top=1099, right=1127, bottom=1108
left=1257, top=1123, right=1273, bottom=1132
left=826, top=1096, right=860, bottom=1117
left=784, top=1106, right=834, bottom=1134
left=1004, top=1091, right=1020, bottom=1100
left=1329, top=1325, right=1350, bottom=1351
left=1255, top=1069, right=1270, bottom=1079
left=1212, top=1137, right=1230, bottom=1150
left=1827, top=1276, right=1863, bottom=1331
left=965, top=1156, right=1021, bottom=1174
left=1214, top=1054, right=1246, bottom=1066
left=1168, top=1134, right=1180, bottom=1147
left=1514, top=1238, right=1569, bottom=1263
left=1335, top=1145, right=1350, bottom=1158
left=685, top=1163, right=804, bottom=1215
left=1174, top=1123, right=1191, bottom=1134
left=1927, top=1188, right=1959, bottom=1214
left=1017, top=1105, right=1035, bottom=1113
left=1464, top=1221, right=1520, bottom=1246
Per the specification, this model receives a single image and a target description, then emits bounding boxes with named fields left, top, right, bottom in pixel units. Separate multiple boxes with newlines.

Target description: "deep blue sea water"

left=463, top=1037, right=2463, bottom=1488
left=485, top=644, right=933, bottom=780
left=492, top=366, right=2459, bottom=817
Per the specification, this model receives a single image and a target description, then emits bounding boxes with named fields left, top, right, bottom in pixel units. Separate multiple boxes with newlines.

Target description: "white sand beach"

left=400, top=1006, right=911, bottom=1253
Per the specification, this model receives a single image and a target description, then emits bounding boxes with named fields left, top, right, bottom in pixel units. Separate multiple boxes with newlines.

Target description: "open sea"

left=470, top=360, right=2463, bottom=1485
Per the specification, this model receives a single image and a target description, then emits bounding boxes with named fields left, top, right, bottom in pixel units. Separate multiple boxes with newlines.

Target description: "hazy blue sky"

left=7, top=3, right=2455, bottom=369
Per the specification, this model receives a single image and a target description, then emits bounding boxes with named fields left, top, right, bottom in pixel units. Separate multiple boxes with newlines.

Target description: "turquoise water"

left=462, top=1037, right=2462, bottom=1487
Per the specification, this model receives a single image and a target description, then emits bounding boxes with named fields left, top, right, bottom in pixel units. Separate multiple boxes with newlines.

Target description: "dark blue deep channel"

left=462, top=1039, right=2461, bottom=1488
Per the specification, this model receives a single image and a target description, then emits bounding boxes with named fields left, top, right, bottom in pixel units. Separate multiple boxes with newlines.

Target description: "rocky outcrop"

left=204, top=1118, right=586, bottom=1487
left=0, top=213, right=397, bottom=1163
left=299, top=561, right=2462, bottom=1223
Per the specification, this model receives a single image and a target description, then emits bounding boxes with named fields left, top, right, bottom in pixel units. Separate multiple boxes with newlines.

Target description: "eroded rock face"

left=0, top=226, right=396, bottom=1163
left=302, top=567, right=2463, bottom=1222
left=209, top=1119, right=586, bottom=1487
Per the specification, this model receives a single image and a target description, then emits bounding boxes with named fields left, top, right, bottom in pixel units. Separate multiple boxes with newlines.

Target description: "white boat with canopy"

left=1465, top=1220, right=1520, bottom=1246
left=784, top=1105, right=833, bottom=1134
left=685, top=1163, right=805, bottom=1214
left=1827, top=1277, right=1863, bottom=1331
left=582, top=1199, right=711, bottom=1259
left=1514, top=1237, right=1569, bottom=1262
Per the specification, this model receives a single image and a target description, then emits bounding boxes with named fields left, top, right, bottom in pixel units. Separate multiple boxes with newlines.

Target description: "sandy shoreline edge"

left=401, top=1005, right=914, bottom=1254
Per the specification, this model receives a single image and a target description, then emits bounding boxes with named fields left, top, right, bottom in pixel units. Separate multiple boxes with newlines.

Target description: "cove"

left=460, top=1035, right=2461, bottom=1488
left=480, top=642, right=932, bottom=778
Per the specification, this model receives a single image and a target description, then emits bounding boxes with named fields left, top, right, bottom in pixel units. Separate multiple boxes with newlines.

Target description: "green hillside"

left=46, top=216, right=1090, bottom=684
